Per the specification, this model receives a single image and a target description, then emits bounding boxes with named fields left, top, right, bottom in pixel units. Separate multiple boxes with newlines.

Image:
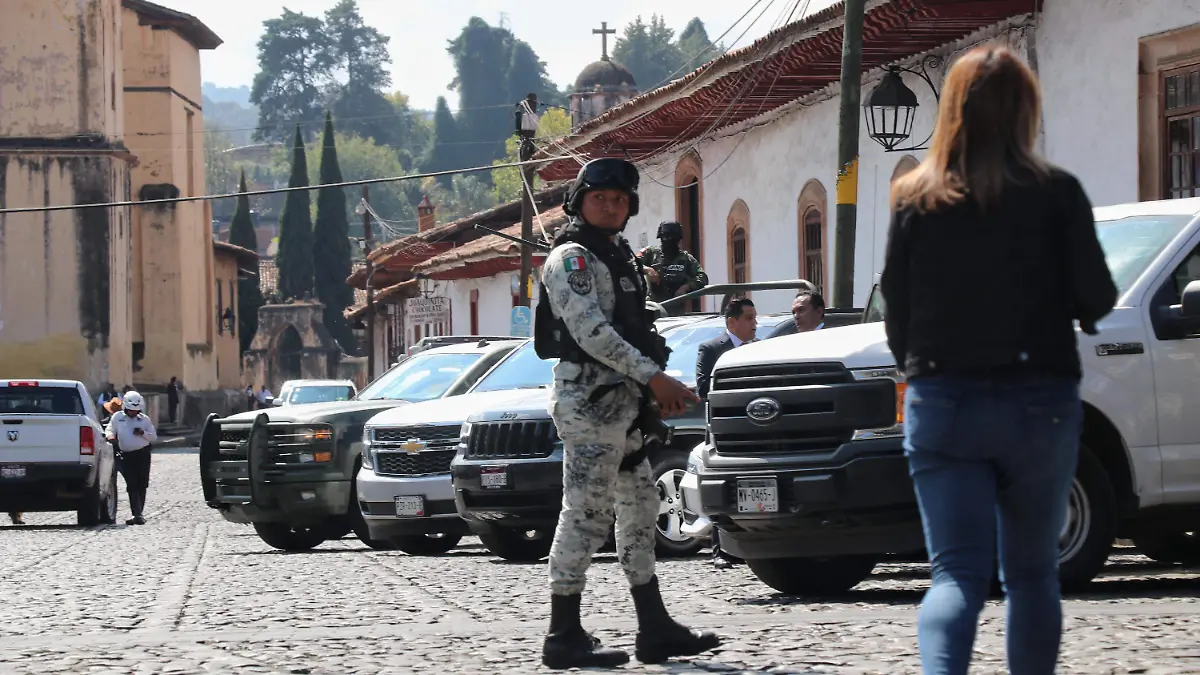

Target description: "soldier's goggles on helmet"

left=578, top=158, right=639, bottom=192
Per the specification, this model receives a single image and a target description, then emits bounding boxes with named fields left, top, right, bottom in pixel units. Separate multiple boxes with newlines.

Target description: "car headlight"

left=459, top=422, right=472, bottom=443
left=292, top=426, right=333, bottom=443
left=850, top=367, right=906, bottom=439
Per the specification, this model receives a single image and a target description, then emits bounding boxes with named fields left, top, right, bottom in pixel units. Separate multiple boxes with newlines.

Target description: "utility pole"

left=515, top=93, right=540, bottom=308
left=361, top=186, right=376, bottom=379
left=832, top=0, right=866, bottom=310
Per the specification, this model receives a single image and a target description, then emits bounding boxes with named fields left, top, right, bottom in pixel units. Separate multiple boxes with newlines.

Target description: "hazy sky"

left=165, top=0, right=818, bottom=110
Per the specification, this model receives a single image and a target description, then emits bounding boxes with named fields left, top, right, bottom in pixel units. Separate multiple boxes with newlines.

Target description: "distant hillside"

left=202, top=82, right=252, bottom=106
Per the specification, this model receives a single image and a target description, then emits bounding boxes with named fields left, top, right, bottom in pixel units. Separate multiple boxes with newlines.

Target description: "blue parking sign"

left=510, top=306, right=533, bottom=337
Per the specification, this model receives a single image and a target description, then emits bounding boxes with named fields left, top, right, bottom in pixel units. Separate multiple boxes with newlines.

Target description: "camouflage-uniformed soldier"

left=639, top=221, right=708, bottom=309
left=534, top=158, right=720, bottom=670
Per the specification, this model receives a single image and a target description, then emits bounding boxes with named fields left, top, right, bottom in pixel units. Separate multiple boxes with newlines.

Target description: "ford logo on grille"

left=746, top=397, right=782, bottom=425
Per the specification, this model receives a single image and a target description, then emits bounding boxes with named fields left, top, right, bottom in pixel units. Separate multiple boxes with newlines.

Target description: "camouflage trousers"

left=548, top=381, right=657, bottom=596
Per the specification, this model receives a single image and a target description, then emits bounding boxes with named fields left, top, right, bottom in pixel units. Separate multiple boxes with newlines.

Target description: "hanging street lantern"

left=862, top=56, right=943, bottom=153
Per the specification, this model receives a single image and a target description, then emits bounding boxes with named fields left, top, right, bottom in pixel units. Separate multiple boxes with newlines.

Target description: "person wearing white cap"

left=104, top=391, right=158, bottom=525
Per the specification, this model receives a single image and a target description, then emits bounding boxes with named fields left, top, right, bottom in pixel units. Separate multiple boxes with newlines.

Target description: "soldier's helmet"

left=563, top=158, right=640, bottom=218
left=656, top=221, right=683, bottom=242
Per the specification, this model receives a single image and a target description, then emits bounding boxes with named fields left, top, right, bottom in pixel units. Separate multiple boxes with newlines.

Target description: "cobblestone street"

left=1, top=451, right=1198, bottom=674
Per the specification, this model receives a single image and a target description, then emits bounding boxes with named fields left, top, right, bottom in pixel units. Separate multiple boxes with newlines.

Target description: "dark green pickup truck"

left=198, top=339, right=522, bottom=551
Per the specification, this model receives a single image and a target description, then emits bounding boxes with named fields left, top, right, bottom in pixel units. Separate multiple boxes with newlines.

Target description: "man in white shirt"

left=767, top=289, right=827, bottom=338
left=105, top=391, right=158, bottom=525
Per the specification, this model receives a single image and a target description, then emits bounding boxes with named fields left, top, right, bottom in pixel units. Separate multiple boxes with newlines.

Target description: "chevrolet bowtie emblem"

left=401, top=439, right=425, bottom=454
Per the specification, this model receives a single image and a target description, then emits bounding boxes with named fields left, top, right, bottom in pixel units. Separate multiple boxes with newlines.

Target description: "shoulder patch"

left=619, top=277, right=637, bottom=293
left=563, top=255, right=587, bottom=272
left=567, top=270, right=593, bottom=295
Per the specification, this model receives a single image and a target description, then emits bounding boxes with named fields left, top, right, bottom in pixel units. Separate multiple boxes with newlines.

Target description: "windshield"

left=1096, top=214, right=1193, bottom=295
left=472, top=342, right=557, bottom=392
left=357, top=351, right=483, bottom=403
left=662, top=319, right=787, bottom=386
left=288, top=385, right=354, bottom=405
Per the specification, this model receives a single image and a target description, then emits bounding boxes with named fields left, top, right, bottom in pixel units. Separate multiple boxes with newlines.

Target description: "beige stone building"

left=0, top=0, right=245, bottom=422
left=0, top=0, right=136, bottom=389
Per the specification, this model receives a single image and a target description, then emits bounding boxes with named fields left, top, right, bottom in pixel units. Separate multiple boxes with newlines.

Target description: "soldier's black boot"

left=542, top=593, right=630, bottom=670
left=631, top=576, right=721, bottom=664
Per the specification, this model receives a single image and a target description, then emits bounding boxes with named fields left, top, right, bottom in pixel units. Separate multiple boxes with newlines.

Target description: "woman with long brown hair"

left=881, top=45, right=1117, bottom=674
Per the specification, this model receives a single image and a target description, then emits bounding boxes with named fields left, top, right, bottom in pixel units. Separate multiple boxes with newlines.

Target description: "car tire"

left=747, top=555, right=878, bottom=596
left=1132, top=531, right=1200, bottom=565
left=479, top=527, right=553, bottom=562
left=253, top=523, right=327, bottom=552
left=100, top=467, right=118, bottom=525
left=651, top=451, right=704, bottom=558
left=1057, top=444, right=1117, bottom=593
left=391, top=533, right=463, bottom=556
left=77, top=479, right=103, bottom=527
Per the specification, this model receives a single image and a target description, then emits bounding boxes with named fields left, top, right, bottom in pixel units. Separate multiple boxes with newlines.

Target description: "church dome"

left=574, top=58, right=638, bottom=93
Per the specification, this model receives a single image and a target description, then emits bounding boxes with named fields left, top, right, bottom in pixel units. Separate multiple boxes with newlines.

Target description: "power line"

left=0, top=155, right=571, bottom=216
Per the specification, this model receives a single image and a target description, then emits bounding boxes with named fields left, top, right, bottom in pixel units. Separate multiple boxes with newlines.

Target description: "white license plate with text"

left=0, top=465, right=26, bottom=479
left=736, top=478, right=778, bottom=513
left=394, top=496, right=425, bottom=517
left=481, top=466, right=508, bottom=489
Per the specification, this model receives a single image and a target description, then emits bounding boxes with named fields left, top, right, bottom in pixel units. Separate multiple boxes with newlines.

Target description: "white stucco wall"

left=1038, top=0, right=1200, bottom=205
left=447, top=273, right=534, bottom=337
left=619, top=0, right=1200, bottom=312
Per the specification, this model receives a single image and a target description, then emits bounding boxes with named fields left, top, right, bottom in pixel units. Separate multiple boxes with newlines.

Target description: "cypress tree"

left=313, top=112, right=355, bottom=353
left=227, top=169, right=265, bottom=353
left=276, top=124, right=315, bottom=301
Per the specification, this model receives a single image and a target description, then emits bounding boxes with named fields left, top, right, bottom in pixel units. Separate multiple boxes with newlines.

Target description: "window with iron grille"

left=802, top=207, right=824, bottom=294
left=1164, top=65, right=1200, bottom=199
left=731, top=227, right=747, bottom=284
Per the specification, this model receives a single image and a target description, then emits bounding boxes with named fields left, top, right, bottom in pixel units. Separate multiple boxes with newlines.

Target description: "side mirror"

left=1181, top=279, right=1200, bottom=317
left=266, top=397, right=278, bottom=406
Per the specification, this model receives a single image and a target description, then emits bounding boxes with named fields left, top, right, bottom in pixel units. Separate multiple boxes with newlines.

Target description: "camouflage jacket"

left=542, top=240, right=662, bottom=391
left=638, top=246, right=708, bottom=302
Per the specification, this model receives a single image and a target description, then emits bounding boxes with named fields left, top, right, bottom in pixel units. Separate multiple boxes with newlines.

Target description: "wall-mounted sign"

left=405, top=296, right=450, bottom=325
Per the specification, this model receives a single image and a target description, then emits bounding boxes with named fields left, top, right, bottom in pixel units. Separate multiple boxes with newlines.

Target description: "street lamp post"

left=514, top=93, right=540, bottom=308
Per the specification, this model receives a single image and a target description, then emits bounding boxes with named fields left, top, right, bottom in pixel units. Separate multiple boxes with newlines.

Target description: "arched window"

left=892, top=155, right=920, bottom=183
left=675, top=151, right=705, bottom=312
left=726, top=199, right=751, bottom=289
left=796, top=180, right=828, bottom=294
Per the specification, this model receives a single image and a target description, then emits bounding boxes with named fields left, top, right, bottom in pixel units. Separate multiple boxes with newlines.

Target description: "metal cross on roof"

left=593, top=21, right=616, bottom=61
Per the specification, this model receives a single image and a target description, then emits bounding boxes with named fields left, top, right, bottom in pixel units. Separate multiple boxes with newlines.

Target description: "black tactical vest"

left=534, top=220, right=667, bottom=369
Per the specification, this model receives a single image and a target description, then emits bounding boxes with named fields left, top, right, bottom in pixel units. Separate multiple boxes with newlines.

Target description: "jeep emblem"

left=746, top=397, right=782, bottom=425
left=500, top=412, right=519, bottom=420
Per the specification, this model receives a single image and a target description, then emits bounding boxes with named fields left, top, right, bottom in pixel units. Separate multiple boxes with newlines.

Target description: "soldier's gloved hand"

left=649, top=372, right=700, bottom=418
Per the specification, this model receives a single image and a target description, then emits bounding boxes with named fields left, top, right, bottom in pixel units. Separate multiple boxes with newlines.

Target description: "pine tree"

left=276, top=124, right=315, bottom=300
left=424, top=96, right=462, bottom=189
left=228, top=170, right=265, bottom=354
left=313, top=112, right=356, bottom=353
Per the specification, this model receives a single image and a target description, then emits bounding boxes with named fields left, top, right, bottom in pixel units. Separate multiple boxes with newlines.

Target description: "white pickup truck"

left=0, top=380, right=118, bottom=526
left=684, top=196, right=1200, bottom=594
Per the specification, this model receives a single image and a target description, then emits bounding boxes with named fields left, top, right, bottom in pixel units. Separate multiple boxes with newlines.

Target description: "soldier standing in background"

left=535, top=158, right=720, bottom=669
left=639, top=221, right=708, bottom=313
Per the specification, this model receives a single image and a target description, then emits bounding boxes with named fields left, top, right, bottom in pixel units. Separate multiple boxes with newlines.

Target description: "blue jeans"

left=904, top=375, right=1082, bottom=675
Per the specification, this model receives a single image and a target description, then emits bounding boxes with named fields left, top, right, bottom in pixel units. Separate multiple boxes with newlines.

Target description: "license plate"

left=480, top=466, right=508, bottom=489
left=394, top=495, right=425, bottom=517
left=737, top=478, right=778, bottom=513
left=0, top=465, right=26, bottom=479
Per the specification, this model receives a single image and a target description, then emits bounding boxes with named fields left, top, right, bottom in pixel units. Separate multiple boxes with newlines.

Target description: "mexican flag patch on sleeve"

left=563, top=255, right=587, bottom=272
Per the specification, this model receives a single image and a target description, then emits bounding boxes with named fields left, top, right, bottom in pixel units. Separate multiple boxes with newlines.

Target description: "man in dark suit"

left=695, top=298, right=757, bottom=568
left=696, top=298, right=757, bottom=399
left=767, top=289, right=827, bottom=339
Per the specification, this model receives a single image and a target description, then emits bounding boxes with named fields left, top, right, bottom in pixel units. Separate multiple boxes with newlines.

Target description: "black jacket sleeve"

left=1060, top=176, right=1118, bottom=333
left=696, top=339, right=721, bottom=400
left=880, top=207, right=912, bottom=368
